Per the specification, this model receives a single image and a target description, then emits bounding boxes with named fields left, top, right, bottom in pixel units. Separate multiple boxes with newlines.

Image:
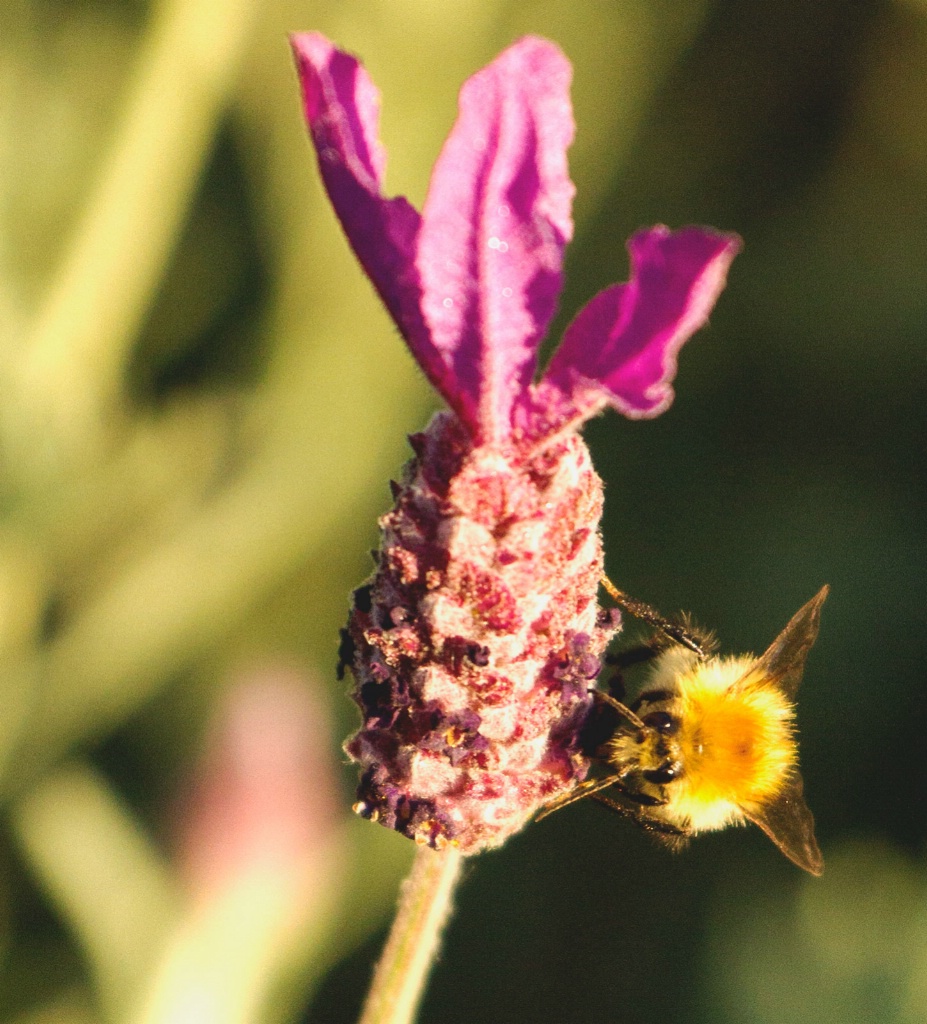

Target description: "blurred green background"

left=1, top=0, right=925, bottom=1022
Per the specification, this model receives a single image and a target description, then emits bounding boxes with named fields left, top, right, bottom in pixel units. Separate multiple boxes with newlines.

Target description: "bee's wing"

left=751, top=585, right=829, bottom=699
left=744, top=773, right=824, bottom=876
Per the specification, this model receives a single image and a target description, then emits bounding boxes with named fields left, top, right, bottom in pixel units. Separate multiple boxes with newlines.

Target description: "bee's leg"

left=605, top=644, right=663, bottom=672
left=639, top=817, right=689, bottom=838
left=629, top=687, right=676, bottom=714
left=535, top=773, right=626, bottom=822
left=606, top=673, right=626, bottom=704
left=603, top=644, right=661, bottom=702
left=600, top=575, right=712, bottom=658
left=583, top=791, right=639, bottom=824
left=579, top=690, right=642, bottom=756
left=614, top=787, right=666, bottom=808
left=591, top=792, right=690, bottom=838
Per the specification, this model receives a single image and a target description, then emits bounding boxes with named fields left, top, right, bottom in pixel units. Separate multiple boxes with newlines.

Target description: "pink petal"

left=290, top=33, right=458, bottom=416
left=541, top=226, right=741, bottom=422
left=416, top=37, right=575, bottom=444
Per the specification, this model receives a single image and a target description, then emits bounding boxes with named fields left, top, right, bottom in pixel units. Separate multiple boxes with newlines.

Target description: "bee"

left=539, top=580, right=827, bottom=875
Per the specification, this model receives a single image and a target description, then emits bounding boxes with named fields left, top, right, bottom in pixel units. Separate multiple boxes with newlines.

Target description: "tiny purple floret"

left=292, top=33, right=740, bottom=852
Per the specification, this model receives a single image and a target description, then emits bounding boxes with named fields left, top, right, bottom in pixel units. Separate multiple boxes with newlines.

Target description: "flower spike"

left=292, top=34, right=740, bottom=853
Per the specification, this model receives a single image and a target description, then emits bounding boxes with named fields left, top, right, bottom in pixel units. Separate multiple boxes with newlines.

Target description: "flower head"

left=292, top=33, right=739, bottom=853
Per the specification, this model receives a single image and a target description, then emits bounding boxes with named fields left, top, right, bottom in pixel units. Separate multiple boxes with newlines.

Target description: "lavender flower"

left=292, top=34, right=740, bottom=854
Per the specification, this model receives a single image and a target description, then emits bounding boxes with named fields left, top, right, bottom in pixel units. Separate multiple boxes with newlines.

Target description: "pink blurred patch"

left=175, top=667, right=340, bottom=901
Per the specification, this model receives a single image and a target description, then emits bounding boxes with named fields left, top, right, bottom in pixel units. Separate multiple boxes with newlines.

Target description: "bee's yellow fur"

left=649, top=652, right=797, bottom=832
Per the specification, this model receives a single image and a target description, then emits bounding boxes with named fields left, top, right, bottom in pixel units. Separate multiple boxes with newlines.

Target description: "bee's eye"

left=643, top=711, right=678, bottom=735
left=643, top=761, right=682, bottom=785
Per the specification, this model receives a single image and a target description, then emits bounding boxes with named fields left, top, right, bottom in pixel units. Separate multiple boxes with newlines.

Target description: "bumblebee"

left=539, top=580, right=827, bottom=875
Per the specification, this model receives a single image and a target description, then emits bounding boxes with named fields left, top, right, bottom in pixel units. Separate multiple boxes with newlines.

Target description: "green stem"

left=10, top=761, right=179, bottom=1020
left=358, top=846, right=463, bottom=1024
left=7, top=0, right=256, bottom=473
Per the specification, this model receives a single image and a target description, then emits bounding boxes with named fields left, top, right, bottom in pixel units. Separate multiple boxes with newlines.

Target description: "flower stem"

left=358, top=845, right=463, bottom=1024
left=6, top=0, right=257, bottom=475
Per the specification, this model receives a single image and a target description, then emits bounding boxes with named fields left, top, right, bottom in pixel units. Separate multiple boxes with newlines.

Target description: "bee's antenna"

left=600, top=575, right=710, bottom=658
left=594, top=690, right=648, bottom=730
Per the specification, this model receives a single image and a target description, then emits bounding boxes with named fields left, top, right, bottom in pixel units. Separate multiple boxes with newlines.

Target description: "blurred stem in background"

left=2, top=0, right=258, bottom=479
left=10, top=762, right=179, bottom=1022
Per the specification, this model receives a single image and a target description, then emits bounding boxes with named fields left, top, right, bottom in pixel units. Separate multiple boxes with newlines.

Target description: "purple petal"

left=416, top=37, right=575, bottom=444
left=540, top=226, right=741, bottom=424
left=290, top=33, right=461, bottom=419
